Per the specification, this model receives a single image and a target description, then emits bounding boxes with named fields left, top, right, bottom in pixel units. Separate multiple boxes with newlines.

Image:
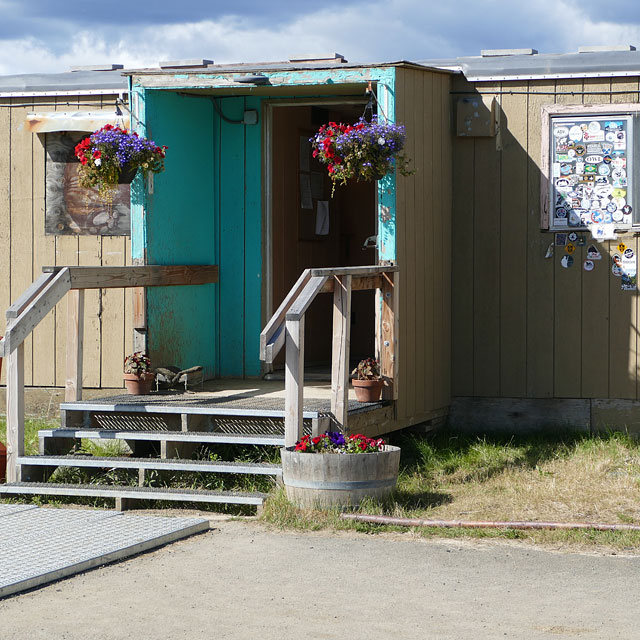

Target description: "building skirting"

left=449, top=397, right=640, bottom=435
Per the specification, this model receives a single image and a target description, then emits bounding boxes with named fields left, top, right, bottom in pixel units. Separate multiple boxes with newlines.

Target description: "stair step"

left=18, top=455, right=282, bottom=475
left=0, top=482, right=267, bottom=506
left=39, top=428, right=286, bottom=447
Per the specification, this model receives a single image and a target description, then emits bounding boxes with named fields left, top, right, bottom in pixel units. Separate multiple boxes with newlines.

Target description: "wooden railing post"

left=331, top=275, right=352, bottom=431
left=6, top=341, right=25, bottom=483
left=380, top=271, right=397, bottom=400
left=284, top=317, right=305, bottom=448
left=65, top=289, right=85, bottom=402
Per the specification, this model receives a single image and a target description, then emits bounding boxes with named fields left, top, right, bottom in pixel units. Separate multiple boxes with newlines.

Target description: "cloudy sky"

left=1, top=0, right=640, bottom=75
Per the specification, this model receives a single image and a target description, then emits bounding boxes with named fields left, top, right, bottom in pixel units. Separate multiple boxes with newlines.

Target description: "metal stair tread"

left=39, top=428, right=285, bottom=445
left=18, top=455, right=282, bottom=475
left=0, top=482, right=267, bottom=505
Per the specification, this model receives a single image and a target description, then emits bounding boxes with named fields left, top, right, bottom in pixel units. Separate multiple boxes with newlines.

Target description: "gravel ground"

left=1, top=517, right=639, bottom=639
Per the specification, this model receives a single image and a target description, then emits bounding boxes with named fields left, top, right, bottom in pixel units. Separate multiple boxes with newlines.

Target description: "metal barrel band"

left=282, top=477, right=397, bottom=491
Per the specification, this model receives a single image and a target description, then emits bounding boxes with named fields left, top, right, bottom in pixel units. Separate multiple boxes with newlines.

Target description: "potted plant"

left=74, top=125, right=167, bottom=202
left=123, top=351, right=155, bottom=395
left=280, top=431, right=400, bottom=508
left=351, top=357, right=384, bottom=402
left=311, top=115, right=412, bottom=195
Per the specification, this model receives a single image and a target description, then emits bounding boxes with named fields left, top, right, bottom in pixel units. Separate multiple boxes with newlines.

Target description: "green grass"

left=261, top=429, right=640, bottom=550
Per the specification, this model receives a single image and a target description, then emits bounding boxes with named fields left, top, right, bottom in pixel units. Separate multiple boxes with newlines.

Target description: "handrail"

left=260, top=265, right=398, bottom=447
left=3, top=264, right=219, bottom=484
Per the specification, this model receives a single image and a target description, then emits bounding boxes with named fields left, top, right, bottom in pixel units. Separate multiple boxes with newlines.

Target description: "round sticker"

left=588, top=121, right=601, bottom=133
left=584, top=260, right=595, bottom=271
left=612, top=168, right=626, bottom=180
left=612, top=264, right=623, bottom=277
left=603, top=155, right=612, bottom=164
left=556, top=207, right=568, bottom=218
left=554, top=126, right=569, bottom=137
left=561, top=255, right=574, bottom=269
left=606, top=132, right=617, bottom=142
left=566, top=243, right=576, bottom=254
left=606, top=202, right=618, bottom=213
left=598, top=164, right=611, bottom=176
left=624, top=248, right=635, bottom=259
left=574, top=144, right=586, bottom=156
left=612, top=210, right=624, bottom=222
left=569, top=126, right=583, bottom=142
left=591, top=211, right=603, bottom=223
left=581, top=198, right=591, bottom=209
left=568, top=232, right=578, bottom=243
left=614, top=197, right=626, bottom=209
left=622, top=204, right=633, bottom=215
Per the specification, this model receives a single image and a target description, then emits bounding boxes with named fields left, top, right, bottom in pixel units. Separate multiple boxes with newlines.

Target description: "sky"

left=2, top=0, right=640, bottom=75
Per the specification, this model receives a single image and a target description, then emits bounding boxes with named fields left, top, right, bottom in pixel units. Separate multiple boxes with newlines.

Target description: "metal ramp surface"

left=0, top=504, right=209, bottom=599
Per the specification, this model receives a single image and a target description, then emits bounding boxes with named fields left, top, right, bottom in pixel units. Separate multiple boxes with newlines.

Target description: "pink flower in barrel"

left=351, top=357, right=384, bottom=402
left=123, top=351, right=155, bottom=395
left=74, top=125, right=167, bottom=202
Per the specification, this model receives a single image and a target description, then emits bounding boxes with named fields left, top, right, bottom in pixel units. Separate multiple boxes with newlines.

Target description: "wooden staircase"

left=0, top=264, right=397, bottom=511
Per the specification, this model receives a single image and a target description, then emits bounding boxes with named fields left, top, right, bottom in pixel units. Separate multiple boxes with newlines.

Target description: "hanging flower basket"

left=75, top=125, right=167, bottom=202
left=311, top=116, right=413, bottom=195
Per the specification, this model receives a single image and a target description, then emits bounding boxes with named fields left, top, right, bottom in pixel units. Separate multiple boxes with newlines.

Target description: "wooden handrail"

left=260, top=265, right=397, bottom=447
left=3, top=264, right=219, bottom=484
left=42, top=265, right=219, bottom=289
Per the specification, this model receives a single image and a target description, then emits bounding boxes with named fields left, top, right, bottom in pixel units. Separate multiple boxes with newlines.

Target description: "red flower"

left=93, top=150, right=102, bottom=159
left=312, top=436, right=321, bottom=445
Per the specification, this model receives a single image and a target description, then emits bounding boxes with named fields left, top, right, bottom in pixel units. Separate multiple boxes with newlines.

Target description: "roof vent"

left=288, top=53, right=347, bottom=63
left=70, top=64, right=124, bottom=72
left=481, top=48, right=537, bottom=57
left=158, top=59, right=214, bottom=69
left=578, top=45, right=636, bottom=53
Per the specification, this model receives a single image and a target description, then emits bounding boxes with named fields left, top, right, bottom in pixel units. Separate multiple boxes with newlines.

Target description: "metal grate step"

left=0, top=482, right=267, bottom=505
left=18, top=455, right=282, bottom=475
left=39, top=428, right=286, bottom=446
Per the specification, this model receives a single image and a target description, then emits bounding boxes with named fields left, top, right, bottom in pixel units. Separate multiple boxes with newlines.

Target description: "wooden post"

left=284, top=317, right=305, bottom=448
left=331, top=275, right=352, bottom=431
left=65, top=289, right=84, bottom=402
left=6, top=342, right=25, bottom=483
left=381, top=272, right=397, bottom=400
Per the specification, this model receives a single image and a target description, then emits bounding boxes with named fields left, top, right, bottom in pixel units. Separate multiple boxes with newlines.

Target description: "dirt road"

left=1, top=518, right=638, bottom=639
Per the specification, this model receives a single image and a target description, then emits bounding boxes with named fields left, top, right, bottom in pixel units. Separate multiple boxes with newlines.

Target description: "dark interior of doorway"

left=271, top=103, right=377, bottom=374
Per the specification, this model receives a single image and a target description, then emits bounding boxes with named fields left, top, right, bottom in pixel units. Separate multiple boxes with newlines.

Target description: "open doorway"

left=269, top=102, right=377, bottom=371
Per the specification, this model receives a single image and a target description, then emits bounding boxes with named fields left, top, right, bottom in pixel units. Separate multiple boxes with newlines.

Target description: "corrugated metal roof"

left=0, top=70, right=128, bottom=96
left=416, top=50, right=640, bottom=82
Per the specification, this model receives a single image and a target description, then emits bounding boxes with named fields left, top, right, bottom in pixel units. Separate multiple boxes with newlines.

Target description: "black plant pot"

left=118, top=165, right=138, bottom=184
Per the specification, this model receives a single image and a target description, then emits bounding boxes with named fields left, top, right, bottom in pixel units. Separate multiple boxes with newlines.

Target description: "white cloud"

left=1, top=1, right=639, bottom=76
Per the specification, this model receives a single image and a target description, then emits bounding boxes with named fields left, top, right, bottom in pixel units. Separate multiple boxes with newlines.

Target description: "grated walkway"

left=0, top=503, right=208, bottom=599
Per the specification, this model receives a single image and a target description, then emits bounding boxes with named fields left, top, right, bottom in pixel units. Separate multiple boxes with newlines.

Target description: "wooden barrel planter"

left=280, top=445, right=401, bottom=509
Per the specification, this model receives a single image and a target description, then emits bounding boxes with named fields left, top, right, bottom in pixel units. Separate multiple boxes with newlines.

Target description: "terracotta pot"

left=352, top=378, right=383, bottom=402
left=0, top=441, right=6, bottom=483
left=123, top=372, right=155, bottom=395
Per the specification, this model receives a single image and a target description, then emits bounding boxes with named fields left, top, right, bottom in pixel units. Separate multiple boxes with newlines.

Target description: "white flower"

left=378, top=137, right=385, bottom=145
left=94, top=158, right=101, bottom=166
